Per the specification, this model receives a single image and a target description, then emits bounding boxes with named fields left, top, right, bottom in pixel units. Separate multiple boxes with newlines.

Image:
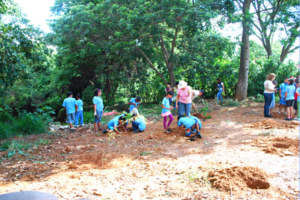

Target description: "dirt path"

left=0, top=102, right=299, bottom=199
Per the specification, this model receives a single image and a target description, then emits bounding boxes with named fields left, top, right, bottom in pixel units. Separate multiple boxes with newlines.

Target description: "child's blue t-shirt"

left=162, top=97, right=170, bottom=113
left=107, top=116, right=120, bottom=128
left=134, top=117, right=146, bottom=131
left=178, top=117, right=195, bottom=129
left=62, top=97, right=77, bottom=114
left=129, top=98, right=140, bottom=112
left=93, top=96, right=103, bottom=111
left=76, top=99, right=84, bottom=111
left=280, top=82, right=288, bottom=97
left=285, top=85, right=295, bottom=101
left=190, top=116, right=202, bottom=129
left=297, top=87, right=300, bottom=101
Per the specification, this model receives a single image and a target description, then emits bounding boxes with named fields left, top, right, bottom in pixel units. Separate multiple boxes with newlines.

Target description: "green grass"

left=221, top=99, right=241, bottom=107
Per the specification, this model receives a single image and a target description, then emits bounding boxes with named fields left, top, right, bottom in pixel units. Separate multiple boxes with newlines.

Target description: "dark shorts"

left=294, top=100, right=298, bottom=110
left=286, top=100, right=293, bottom=107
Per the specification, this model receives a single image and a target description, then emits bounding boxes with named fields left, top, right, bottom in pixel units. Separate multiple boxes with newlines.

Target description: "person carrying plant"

left=177, top=116, right=202, bottom=141
left=103, top=116, right=127, bottom=134
left=93, top=89, right=104, bottom=133
left=161, top=91, right=174, bottom=133
left=75, top=93, right=84, bottom=127
left=284, top=79, right=295, bottom=121
left=279, top=78, right=289, bottom=114
left=62, top=92, right=78, bottom=129
left=128, top=96, right=141, bottom=115
left=191, top=89, right=204, bottom=114
left=215, top=78, right=224, bottom=103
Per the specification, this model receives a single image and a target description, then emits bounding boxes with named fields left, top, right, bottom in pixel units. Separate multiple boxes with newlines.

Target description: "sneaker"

left=265, top=115, right=273, bottom=118
left=196, top=132, right=202, bottom=139
left=133, top=130, right=139, bottom=134
left=102, top=129, right=108, bottom=134
left=74, top=125, right=78, bottom=128
left=288, top=118, right=293, bottom=121
left=167, top=128, right=173, bottom=131
left=79, top=124, right=84, bottom=127
left=284, top=118, right=289, bottom=121
left=188, top=136, right=196, bottom=141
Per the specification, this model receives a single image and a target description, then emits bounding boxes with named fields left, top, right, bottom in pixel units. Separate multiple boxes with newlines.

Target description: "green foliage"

left=0, top=110, right=49, bottom=139
left=254, top=94, right=265, bottom=103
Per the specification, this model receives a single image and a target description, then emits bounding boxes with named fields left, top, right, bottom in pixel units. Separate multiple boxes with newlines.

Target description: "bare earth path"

left=0, top=101, right=299, bottom=200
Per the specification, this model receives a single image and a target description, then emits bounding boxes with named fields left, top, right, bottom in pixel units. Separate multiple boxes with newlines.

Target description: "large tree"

left=250, top=0, right=299, bottom=62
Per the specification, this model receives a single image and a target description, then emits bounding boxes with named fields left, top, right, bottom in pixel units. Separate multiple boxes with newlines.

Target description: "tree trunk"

left=168, top=66, right=176, bottom=87
left=235, top=0, right=251, bottom=101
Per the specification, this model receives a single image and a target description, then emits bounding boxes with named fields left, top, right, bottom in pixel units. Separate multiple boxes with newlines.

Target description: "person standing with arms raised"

left=176, top=80, right=192, bottom=120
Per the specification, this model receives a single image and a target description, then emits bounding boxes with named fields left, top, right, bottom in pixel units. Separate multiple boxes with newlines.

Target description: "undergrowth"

left=221, top=99, right=241, bottom=107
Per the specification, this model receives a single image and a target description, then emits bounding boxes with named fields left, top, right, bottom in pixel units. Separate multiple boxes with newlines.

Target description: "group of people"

left=263, top=73, right=300, bottom=120
left=62, top=79, right=211, bottom=141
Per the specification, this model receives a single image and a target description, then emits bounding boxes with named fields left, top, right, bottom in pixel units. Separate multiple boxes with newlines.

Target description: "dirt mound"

left=192, top=113, right=205, bottom=119
left=253, top=137, right=299, bottom=156
left=207, top=166, right=270, bottom=192
left=249, top=119, right=295, bottom=129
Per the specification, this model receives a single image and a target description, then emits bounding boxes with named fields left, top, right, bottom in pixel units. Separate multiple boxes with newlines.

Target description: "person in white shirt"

left=191, top=90, right=204, bottom=113
left=263, top=73, right=276, bottom=118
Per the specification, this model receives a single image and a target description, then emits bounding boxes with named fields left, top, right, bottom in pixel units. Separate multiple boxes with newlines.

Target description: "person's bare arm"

left=222, top=84, right=225, bottom=93
left=114, top=126, right=123, bottom=134
left=296, top=90, right=300, bottom=96
left=285, top=92, right=287, bottom=99
left=279, top=89, right=282, bottom=98
left=162, top=104, right=172, bottom=110
left=128, top=102, right=136, bottom=106
left=75, top=105, right=78, bottom=110
left=176, top=94, right=180, bottom=109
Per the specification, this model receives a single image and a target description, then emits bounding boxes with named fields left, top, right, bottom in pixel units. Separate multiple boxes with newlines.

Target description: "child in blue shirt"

left=129, top=96, right=141, bottom=114
left=177, top=116, right=202, bottom=141
left=132, top=116, right=146, bottom=133
left=279, top=78, right=289, bottom=114
left=93, top=89, right=104, bottom=132
left=103, top=116, right=126, bottom=134
left=285, top=79, right=296, bottom=121
left=161, top=91, right=174, bottom=133
left=75, top=93, right=84, bottom=127
left=62, top=92, right=78, bottom=128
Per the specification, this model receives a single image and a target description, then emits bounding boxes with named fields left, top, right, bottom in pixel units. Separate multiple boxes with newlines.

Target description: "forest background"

left=0, top=0, right=299, bottom=138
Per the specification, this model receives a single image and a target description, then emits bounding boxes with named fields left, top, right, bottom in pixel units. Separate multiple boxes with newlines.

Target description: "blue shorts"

left=67, top=113, right=75, bottom=124
left=279, top=98, right=286, bottom=105
left=94, top=110, right=103, bottom=123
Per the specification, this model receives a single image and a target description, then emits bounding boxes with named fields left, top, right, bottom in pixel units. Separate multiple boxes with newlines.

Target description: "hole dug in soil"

left=249, top=119, right=295, bottom=129
left=252, top=137, right=299, bottom=156
left=207, top=166, right=270, bottom=192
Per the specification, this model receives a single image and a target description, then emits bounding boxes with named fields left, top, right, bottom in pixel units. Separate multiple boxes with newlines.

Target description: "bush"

left=0, top=110, right=51, bottom=139
left=222, top=99, right=241, bottom=107
left=254, top=94, right=265, bottom=102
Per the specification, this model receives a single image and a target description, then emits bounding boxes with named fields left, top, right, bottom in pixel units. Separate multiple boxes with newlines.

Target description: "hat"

left=178, top=80, right=187, bottom=89
left=199, top=90, right=204, bottom=95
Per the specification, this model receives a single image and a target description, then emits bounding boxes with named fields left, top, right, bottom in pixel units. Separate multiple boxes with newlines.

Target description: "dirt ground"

left=0, top=101, right=299, bottom=200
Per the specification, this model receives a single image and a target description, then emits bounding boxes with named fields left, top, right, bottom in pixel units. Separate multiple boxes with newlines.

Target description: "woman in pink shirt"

left=176, top=80, right=192, bottom=119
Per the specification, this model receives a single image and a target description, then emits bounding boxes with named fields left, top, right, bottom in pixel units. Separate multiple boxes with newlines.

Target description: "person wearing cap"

left=191, top=90, right=204, bottom=113
left=62, top=92, right=78, bottom=129
left=215, top=78, right=224, bottom=103
left=176, top=80, right=192, bottom=119
left=128, top=96, right=141, bottom=115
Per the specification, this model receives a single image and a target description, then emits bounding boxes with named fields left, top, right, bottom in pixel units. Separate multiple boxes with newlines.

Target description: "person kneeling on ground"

left=178, top=116, right=202, bottom=141
left=129, top=96, right=141, bottom=115
left=103, top=116, right=127, bottom=134
left=132, top=115, right=146, bottom=133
